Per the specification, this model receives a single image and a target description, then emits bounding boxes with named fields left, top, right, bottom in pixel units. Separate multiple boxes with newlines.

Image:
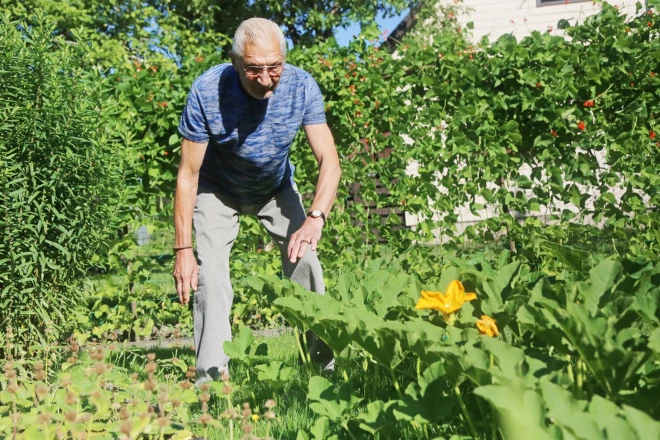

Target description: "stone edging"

left=113, top=327, right=292, bottom=350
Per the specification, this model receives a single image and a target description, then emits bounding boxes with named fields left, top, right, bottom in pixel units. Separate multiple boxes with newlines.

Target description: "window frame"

left=536, top=0, right=589, bottom=6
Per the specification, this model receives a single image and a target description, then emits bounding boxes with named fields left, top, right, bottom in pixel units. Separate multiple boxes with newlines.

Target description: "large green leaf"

left=588, top=396, right=637, bottom=440
left=540, top=380, right=601, bottom=439
left=480, top=337, right=527, bottom=384
left=307, top=376, right=362, bottom=422
left=354, top=400, right=397, bottom=434
left=222, top=326, right=255, bottom=362
left=474, top=385, right=558, bottom=440
left=580, top=259, right=623, bottom=315
left=392, top=361, right=457, bottom=425
left=534, top=300, right=651, bottom=398
left=255, top=361, right=296, bottom=390
left=622, top=405, right=660, bottom=440
left=481, top=261, right=521, bottom=313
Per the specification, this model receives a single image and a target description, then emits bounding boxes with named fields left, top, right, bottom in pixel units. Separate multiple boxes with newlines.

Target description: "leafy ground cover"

left=2, top=248, right=659, bottom=439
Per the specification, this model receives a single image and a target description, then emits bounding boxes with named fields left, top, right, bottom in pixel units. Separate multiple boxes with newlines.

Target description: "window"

left=537, top=0, right=589, bottom=6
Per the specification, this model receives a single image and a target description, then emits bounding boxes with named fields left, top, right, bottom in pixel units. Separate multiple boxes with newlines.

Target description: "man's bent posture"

left=172, top=18, right=341, bottom=383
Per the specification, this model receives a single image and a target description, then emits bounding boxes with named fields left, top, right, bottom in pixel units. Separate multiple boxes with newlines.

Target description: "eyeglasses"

left=242, top=63, right=284, bottom=78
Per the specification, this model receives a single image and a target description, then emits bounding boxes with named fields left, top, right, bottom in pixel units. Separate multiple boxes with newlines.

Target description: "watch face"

left=311, top=210, right=322, bottom=217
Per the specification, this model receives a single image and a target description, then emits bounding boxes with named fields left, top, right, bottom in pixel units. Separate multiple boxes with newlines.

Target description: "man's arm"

left=287, top=123, right=341, bottom=263
left=173, top=138, right=208, bottom=305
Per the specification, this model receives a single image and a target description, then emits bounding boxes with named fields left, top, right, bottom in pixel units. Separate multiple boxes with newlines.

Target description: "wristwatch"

left=307, top=209, right=326, bottom=224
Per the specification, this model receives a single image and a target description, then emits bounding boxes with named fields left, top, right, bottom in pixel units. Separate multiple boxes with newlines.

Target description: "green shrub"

left=0, top=14, right=135, bottom=353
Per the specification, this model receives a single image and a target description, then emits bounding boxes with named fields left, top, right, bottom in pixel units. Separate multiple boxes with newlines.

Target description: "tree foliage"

left=158, top=0, right=409, bottom=46
left=2, top=0, right=410, bottom=57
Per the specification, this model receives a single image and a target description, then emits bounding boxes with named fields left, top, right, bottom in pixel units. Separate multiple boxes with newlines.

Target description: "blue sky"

left=333, top=8, right=409, bottom=46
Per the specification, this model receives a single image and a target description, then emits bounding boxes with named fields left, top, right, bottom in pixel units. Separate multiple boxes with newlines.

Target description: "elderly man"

left=172, top=18, right=340, bottom=383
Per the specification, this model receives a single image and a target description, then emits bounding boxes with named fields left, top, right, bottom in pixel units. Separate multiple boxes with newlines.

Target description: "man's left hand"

left=288, top=216, right=324, bottom=263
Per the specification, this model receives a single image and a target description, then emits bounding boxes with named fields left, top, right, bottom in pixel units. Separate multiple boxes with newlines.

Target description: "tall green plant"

left=0, top=14, right=135, bottom=353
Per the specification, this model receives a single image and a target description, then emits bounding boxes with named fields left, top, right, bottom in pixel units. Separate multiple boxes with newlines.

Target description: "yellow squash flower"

left=415, top=280, right=477, bottom=325
left=476, top=315, right=499, bottom=337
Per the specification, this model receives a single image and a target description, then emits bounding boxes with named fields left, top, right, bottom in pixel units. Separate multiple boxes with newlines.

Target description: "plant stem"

left=45, top=351, right=49, bottom=384
left=416, top=357, right=421, bottom=379
left=365, top=206, right=370, bottom=268
left=373, top=362, right=379, bottom=401
left=343, top=422, right=358, bottom=440
left=363, top=358, right=370, bottom=399
left=389, top=368, right=404, bottom=399
left=227, top=394, right=234, bottom=440
left=454, top=384, right=479, bottom=440
left=585, top=363, right=594, bottom=398
left=245, top=370, right=257, bottom=408
left=300, top=330, right=312, bottom=365
left=11, top=389, right=18, bottom=439
left=86, top=410, right=94, bottom=438
left=576, top=359, right=584, bottom=399
left=229, top=418, right=234, bottom=440
left=393, top=367, right=418, bottom=380
left=565, top=354, right=575, bottom=392
left=294, top=328, right=309, bottom=367
left=475, top=396, right=487, bottom=426
left=343, top=346, right=352, bottom=381
left=491, top=408, right=498, bottom=440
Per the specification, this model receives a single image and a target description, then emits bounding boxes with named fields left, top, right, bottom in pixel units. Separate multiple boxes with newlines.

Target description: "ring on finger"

left=301, top=239, right=310, bottom=244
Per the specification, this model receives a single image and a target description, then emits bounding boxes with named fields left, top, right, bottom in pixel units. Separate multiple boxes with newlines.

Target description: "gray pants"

left=193, top=185, right=326, bottom=380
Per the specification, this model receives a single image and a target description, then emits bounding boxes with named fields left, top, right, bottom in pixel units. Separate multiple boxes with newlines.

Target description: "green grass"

left=68, top=333, right=462, bottom=439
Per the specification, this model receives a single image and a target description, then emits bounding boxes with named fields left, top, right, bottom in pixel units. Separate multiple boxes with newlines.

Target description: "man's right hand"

left=173, top=248, right=199, bottom=306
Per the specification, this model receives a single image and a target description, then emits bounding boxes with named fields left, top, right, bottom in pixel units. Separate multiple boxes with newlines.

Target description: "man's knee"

left=289, top=251, right=325, bottom=294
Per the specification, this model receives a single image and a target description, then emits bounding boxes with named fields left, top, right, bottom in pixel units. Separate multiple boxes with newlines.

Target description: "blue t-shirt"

left=178, top=63, right=326, bottom=205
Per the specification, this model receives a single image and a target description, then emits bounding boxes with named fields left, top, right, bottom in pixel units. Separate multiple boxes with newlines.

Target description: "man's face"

left=232, top=39, right=284, bottom=100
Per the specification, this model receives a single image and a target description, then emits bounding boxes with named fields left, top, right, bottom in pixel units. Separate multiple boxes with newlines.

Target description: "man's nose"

left=256, top=69, right=271, bottom=85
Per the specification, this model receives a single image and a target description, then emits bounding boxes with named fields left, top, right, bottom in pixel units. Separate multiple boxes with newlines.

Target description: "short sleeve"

left=302, top=75, right=327, bottom=126
left=178, top=83, right=210, bottom=143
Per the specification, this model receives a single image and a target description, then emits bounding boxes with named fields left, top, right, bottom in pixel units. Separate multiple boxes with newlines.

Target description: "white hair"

left=232, top=18, right=287, bottom=60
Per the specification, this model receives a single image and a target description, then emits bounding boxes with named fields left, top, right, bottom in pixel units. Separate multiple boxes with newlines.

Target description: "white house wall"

left=458, top=0, right=639, bottom=43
